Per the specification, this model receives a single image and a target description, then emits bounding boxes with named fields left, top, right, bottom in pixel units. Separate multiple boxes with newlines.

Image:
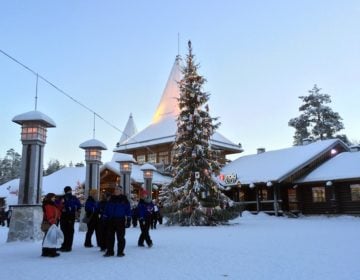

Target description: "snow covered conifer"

left=160, top=41, right=233, bottom=226
left=289, top=85, right=346, bottom=145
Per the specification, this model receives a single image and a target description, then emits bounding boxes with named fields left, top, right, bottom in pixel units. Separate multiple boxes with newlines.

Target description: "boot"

left=49, top=248, right=60, bottom=257
left=103, top=251, right=114, bottom=257
left=41, top=248, right=50, bottom=257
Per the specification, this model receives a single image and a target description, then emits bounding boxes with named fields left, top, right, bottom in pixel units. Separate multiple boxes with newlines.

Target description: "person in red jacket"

left=42, top=193, right=61, bottom=257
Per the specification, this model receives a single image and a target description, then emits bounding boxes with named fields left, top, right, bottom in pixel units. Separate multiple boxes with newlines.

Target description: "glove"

left=125, top=218, right=131, bottom=228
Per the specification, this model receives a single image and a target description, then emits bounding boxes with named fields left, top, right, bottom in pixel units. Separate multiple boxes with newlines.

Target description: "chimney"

left=302, top=138, right=312, bottom=145
left=350, top=145, right=360, bottom=152
left=257, top=148, right=265, bottom=154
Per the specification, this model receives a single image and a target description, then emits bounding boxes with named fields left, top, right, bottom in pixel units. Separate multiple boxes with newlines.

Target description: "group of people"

left=41, top=186, right=81, bottom=257
left=41, top=185, right=161, bottom=258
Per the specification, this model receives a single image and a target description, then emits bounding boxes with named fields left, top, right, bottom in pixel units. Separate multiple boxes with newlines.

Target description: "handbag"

left=43, top=224, right=64, bottom=248
left=41, top=220, right=51, bottom=232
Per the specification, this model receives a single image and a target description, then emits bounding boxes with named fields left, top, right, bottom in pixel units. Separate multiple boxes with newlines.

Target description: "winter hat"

left=45, top=193, right=56, bottom=200
left=64, top=186, right=72, bottom=193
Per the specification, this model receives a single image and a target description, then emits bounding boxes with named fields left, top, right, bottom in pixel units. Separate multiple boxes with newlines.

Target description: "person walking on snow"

left=137, top=189, right=154, bottom=248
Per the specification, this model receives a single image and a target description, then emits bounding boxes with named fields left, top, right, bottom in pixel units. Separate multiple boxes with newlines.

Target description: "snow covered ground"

left=1, top=212, right=359, bottom=280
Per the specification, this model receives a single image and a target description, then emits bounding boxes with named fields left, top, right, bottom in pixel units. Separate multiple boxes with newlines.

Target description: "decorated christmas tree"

left=160, top=41, right=234, bottom=226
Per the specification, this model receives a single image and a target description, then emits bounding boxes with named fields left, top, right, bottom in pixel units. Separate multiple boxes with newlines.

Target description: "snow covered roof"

left=42, top=166, right=86, bottom=195
left=140, top=163, right=157, bottom=171
left=12, top=110, right=56, bottom=127
left=101, top=161, right=172, bottom=185
left=295, top=151, right=360, bottom=183
left=220, top=139, right=349, bottom=185
left=79, top=139, right=107, bottom=150
left=0, top=167, right=86, bottom=208
left=114, top=116, right=243, bottom=153
left=114, top=56, right=242, bottom=154
left=112, top=153, right=136, bottom=163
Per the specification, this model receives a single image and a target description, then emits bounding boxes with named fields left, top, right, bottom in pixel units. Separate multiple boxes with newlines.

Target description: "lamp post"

left=79, top=139, right=107, bottom=200
left=114, top=153, right=136, bottom=199
left=8, top=110, right=55, bottom=242
left=140, top=163, right=156, bottom=200
left=79, top=138, right=106, bottom=232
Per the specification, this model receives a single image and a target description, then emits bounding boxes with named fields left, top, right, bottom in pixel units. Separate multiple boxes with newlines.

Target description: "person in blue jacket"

left=103, top=185, right=131, bottom=257
left=137, top=189, right=154, bottom=248
left=84, top=189, right=100, bottom=248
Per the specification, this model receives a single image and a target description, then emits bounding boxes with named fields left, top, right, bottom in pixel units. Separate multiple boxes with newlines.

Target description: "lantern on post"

left=12, top=110, right=56, bottom=205
left=8, top=110, right=55, bottom=242
left=114, top=153, right=137, bottom=199
left=140, top=163, right=157, bottom=200
left=79, top=139, right=107, bottom=199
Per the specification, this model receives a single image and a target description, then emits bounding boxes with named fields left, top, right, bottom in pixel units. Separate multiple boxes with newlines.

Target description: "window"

left=312, top=187, right=325, bottom=202
left=288, top=189, right=297, bottom=202
left=147, top=153, right=156, bottom=164
left=350, top=184, right=360, bottom=201
left=238, top=190, right=245, bottom=201
left=158, top=151, right=169, bottom=164
left=136, top=155, right=145, bottom=164
left=260, top=188, right=268, bottom=200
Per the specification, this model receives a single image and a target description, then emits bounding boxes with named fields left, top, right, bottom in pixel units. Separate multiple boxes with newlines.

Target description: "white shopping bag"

left=42, top=224, right=64, bottom=248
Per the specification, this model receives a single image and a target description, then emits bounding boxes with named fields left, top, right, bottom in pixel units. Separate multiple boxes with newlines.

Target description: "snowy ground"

left=1, top=212, right=359, bottom=280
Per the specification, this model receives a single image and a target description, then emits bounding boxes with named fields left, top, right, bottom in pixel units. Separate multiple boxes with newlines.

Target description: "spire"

left=119, top=113, right=137, bottom=144
left=152, top=56, right=182, bottom=123
left=112, top=113, right=138, bottom=161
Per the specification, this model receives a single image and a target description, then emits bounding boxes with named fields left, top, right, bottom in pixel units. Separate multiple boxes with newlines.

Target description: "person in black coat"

left=84, top=191, right=100, bottom=248
left=98, top=192, right=111, bottom=251
left=137, top=189, right=154, bottom=248
left=103, top=186, right=131, bottom=257
left=59, top=186, right=81, bottom=252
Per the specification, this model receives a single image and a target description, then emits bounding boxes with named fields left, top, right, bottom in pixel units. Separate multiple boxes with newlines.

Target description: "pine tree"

left=160, top=41, right=232, bottom=226
left=44, top=159, right=65, bottom=176
left=0, top=149, right=21, bottom=185
left=289, top=85, right=345, bottom=145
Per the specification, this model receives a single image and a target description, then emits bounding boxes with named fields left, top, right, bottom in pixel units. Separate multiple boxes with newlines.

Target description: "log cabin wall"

left=336, top=181, right=360, bottom=214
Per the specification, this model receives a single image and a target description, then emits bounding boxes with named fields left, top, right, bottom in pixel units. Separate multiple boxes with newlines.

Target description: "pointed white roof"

left=152, top=56, right=182, bottom=123
left=119, top=113, right=138, bottom=144
left=112, top=114, right=138, bottom=161
left=114, top=56, right=243, bottom=154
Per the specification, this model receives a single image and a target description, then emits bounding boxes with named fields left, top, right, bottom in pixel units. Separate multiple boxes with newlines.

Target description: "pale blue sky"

left=1, top=1, right=359, bottom=165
